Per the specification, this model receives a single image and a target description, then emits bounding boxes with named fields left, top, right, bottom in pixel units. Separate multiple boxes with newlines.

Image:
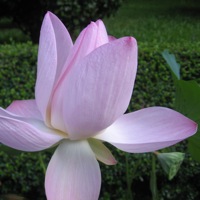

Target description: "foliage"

left=0, top=42, right=200, bottom=199
left=162, top=50, right=200, bottom=162
left=104, top=0, right=200, bottom=44
left=0, top=28, right=29, bottom=44
left=0, top=151, right=47, bottom=200
left=129, top=42, right=200, bottom=112
left=157, top=152, right=185, bottom=180
left=1, top=0, right=200, bottom=44
left=0, top=0, right=123, bottom=42
left=0, top=42, right=37, bottom=107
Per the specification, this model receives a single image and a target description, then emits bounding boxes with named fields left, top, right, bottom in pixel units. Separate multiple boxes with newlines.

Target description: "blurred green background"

left=0, top=0, right=200, bottom=199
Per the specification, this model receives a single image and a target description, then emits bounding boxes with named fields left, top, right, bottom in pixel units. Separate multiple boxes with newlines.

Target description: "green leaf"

left=157, top=152, right=185, bottom=180
left=174, top=80, right=200, bottom=162
left=150, top=155, right=158, bottom=200
left=162, top=50, right=200, bottom=162
left=162, top=50, right=180, bottom=80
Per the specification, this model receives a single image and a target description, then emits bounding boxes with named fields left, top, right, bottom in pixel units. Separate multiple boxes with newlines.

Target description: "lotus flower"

left=0, top=12, right=197, bottom=200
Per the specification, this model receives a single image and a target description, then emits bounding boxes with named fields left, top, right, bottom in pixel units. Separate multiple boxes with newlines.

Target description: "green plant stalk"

left=126, top=153, right=133, bottom=200
left=38, top=152, right=46, bottom=175
left=150, top=154, right=158, bottom=200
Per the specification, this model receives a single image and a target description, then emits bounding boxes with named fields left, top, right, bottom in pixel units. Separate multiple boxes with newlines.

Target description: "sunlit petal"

left=95, top=19, right=109, bottom=46
left=53, top=37, right=137, bottom=139
left=94, top=107, right=197, bottom=153
left=6, top=100, right=42, bottom=120
left=35, top=12, right=73, bottom=123
left=0, top=108, right=64, bottom=151
left=51, top=20, right=111, bottom=131
left=45, top=140, right=101, bottom=200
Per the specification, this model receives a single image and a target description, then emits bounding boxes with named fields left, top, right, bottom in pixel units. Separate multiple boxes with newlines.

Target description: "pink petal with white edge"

left=0, top=108, right=65, bottom=151
left=51, top=20, right=110, bottom=132
left=45, top=140, right=101, bottom=200
left=53, top=19, right=110, bottom=94
left=35, top=12, right=73, bottom=124
left=48, top=12, right=73, bottom=82
left=108, top=35, right=116, bottom=42
left=95, top=19, right=109, bottom=46
left=94, top=107, right=197, bottom=153
left=52, top=37, right=137, bottom=139
left=7, top=99, right=42, bottom=120
left=66, top=19, right=109, bottom=64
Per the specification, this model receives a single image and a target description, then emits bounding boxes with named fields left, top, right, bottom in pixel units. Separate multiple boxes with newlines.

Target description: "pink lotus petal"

left=51, top=21, right=108, bottom=132
left=35, top=12, right=73, bottom=124
left=0, top=108, right=65, bottom=151
left=94, top=107, right=197, bottom=153
left=67, top=19, right=109, bottom=64
left=53, top=19, right=110, bottom=93
left=52, top=37, right=137, bottom=139
left=88, top=138, right=117, bottom=165
left=108, top=35, right=116, bottom=42
left=45, top=140, right=101, bottom=200
left=95, top=19, right=109, bottom=46
left=6, top=100, right=42, bottom=120
left=48, top=12, right=73, bottom=82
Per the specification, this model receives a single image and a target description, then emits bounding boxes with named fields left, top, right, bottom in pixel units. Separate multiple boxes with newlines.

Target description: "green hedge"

left=0, top=0, right=123, bottom=42
left=0, top=42, right=37, bottom=107
left=0, top=42, right=200, bottom=200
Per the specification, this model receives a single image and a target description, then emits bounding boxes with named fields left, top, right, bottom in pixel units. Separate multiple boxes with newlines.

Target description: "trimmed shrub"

left=0, top=0, right=123, bottom=42
left=0, top=41, right=200, bottom=199
left=0, top=42, right=37, bottom=107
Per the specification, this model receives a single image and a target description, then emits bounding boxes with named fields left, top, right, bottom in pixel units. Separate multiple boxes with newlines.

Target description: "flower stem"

left=126, top=153, right=133, bottom=200
left=38, top=152, right=46, bottom=175
left=150, top=154, right=158, bottom=200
